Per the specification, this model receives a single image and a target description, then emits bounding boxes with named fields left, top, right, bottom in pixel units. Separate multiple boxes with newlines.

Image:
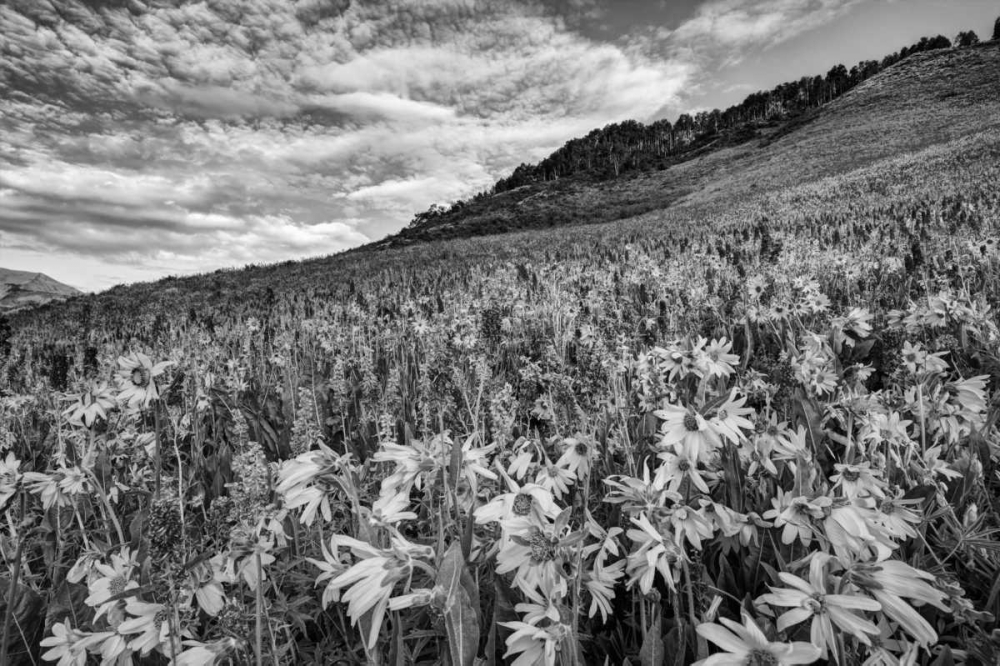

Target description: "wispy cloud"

left=0, top=0, right=864, bottom=291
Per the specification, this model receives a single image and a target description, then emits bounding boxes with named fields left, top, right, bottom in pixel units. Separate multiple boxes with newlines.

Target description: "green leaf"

left=2, top=578, right=44, bottom=665
left=436, top=541, right=480, bottom=666
left=639, top=606, right=664, bottom=666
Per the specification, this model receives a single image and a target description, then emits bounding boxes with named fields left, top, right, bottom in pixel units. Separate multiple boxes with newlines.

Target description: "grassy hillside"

left=1, top=42, right=999, bottom=666
left=378, top=43, right=1000, bottom=247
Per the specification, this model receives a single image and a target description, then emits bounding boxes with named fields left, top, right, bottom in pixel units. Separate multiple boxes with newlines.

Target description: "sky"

left=1, top=0, right=996, bottom=292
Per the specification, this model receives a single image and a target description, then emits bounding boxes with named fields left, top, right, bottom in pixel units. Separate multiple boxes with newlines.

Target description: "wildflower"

left=118, top=599, right=175, bottom=656
left=710, top=390, right=755, bottom=446
left=847, top=559, right=949, bottom=646
left=373, top=434, right=450, bottom=498
left=57, top=466, right=89, bottom=496
left=63, top=383, right=116, bottom=428
left=669, top=504, right=715, bottom=550
left=764, top=492, right=827, bottom=547
left=656, top=402, right=722, bottom=462
left=655, top=440, right=709, bottom=494
left=475, top=470, right=562, bottom=534
left=699, top=337, right=740, bottom=379
left=0, top=452, right=21, bottom=506
left=189, top=553, right=229, bottom=617
left=507, top=445, right=537, bottom=480
left=500, top=619, right=571, bottom=666
left=694, top=612, right=822, bottom=666
left=758, top=558, right=881, bottom=659
left=497, top=508, right=583, bottom=598
left=899, top=342, right=927, bottom=375
left=85, top=548, right=139, bottom=621
left=174, top=638, right=241, bottom=666
left=277, top=443, right=352, bottom=526
left=604, top=464, right=679, bottom=516
left=624, top=512, right=684, bottom=594
left=40, top=620, right=109, bottom=666
left=369, top=491, right=418, bottom=526
left=457, top=433, right=498, bottom=493
left=318, top=534, right=433, bottom=649
left=584, top=557, right=625, bottom=622
left=22, top=470, right=73, bottom=510
left=556, top=434, right=598, bottom=481
left=534, top=460, right=576, bottom=500
left=741, top=437, right=778, bottom=477
left=116, top=352, right=173, bottom=409
left=830, top=462, right=886, bottom=499
left=872, top=493, right=922, bottom=540
left=823, top=498, right=895, bottom=562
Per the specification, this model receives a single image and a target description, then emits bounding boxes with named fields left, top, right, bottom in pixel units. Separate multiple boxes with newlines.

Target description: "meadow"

left=2, top=126, right=1000, bottom=665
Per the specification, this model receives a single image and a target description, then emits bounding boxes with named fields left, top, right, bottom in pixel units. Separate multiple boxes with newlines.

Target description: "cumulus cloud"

left=0, top=0, right=862, bottom=291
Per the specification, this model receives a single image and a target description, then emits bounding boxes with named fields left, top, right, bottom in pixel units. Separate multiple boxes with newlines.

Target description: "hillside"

left=0, top=267, right=80, bottom=313
left=378, top=43, right=1000, bottom=247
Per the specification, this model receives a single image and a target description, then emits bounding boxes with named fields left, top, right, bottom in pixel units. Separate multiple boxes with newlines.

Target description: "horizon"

left=1, top=0, right=997, bottom=293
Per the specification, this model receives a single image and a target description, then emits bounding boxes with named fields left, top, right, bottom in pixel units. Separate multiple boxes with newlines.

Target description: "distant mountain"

left=0, top=268, right=81, bottom=313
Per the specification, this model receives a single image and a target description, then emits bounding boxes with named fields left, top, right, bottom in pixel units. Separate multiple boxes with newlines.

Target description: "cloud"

left=0, top=0, right=862, bottom=291
left=673, top=0, right=865, bottom=54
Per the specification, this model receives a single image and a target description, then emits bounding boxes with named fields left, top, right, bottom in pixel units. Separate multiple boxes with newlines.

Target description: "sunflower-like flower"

left=85, top=547, right=139, bottom=622
left=656, top=402, right=723, bottom=462
left=276, top=443, right=353, bottom=526
left=317, top=533, right=434, bottom=649
left=497, top=508, right=583, bottom=598
left=39, top=620, right=109, bottom=666
left=501, top=619, right=572, bottom=666
left=656, top=439, right=710, bottom=495
left=0, top=452, right=21, bottom=507
left=475, top=468, right=562, bottom=536
left=758, top=557, right=881, bottom=660
left=624, top=512, right=684, bottom=594
left=116, top=353, right=173, bottom=409
left=846, top=558, right=949, bottom=646
left=63, top=383, right=116, bottom=428
left=694, top=612, right=822, bottom=665
left=117, top=599, right=176, bottom=656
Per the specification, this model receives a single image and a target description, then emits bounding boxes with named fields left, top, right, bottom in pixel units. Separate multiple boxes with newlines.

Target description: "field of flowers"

left=1, top=136, right=999, bottom=665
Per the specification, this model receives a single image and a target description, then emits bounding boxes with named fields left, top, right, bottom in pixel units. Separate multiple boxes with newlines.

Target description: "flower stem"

left=255, top=550, right=264, bottom=666
left=0, top=492, right=26, bottom=666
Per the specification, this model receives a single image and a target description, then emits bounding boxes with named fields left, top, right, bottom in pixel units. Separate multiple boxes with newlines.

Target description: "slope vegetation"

left=377, top=43, right=1000, bottom=247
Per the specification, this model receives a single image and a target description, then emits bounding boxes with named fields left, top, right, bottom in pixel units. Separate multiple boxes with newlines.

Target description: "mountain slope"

left=0, top=268, right=80, bottom=313
left=378, top=43, right=1000, bottom=248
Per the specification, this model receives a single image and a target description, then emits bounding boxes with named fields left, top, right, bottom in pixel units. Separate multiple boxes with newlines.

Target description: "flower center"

left=527, top=530, right=559, bottom=563
left=131, top=367, right=150, bottom=388
left=574, top=441, right=589, bottom=456
left=153, top=608, right=171, bottom=631
left=745, top=650, right=779, bottom=666
left=677, top=458, right=691, bottom=472
left=841, top=469, right=861, bottom=482
left=803, top=594, right=825, bottom=613
left=109, top=575, right=128, bottom=597
left=766, top=425, right=779, bottom=436
left=512, top=493, right=533, bottom=516
left=683, top=413, right=700, bottom=432
left=717, top=409, right=728, bottom=420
